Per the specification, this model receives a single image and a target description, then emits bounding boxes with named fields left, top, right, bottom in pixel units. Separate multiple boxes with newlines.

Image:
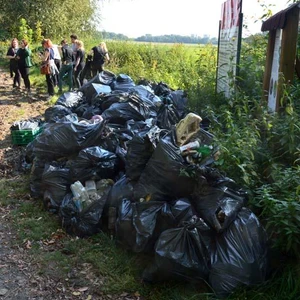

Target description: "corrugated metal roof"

left=261, top=2, right=300, bottom=31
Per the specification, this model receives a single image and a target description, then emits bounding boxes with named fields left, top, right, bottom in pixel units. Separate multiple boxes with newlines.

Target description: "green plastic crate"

left=11, top=127, right=42, bottom=145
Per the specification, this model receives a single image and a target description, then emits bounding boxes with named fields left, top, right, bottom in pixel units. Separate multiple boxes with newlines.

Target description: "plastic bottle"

left=196, top=145, right=213, bottom=157
left=70, top=181, right=90, bottom=210
left=85, top=180, right=97, bottom=195
left=179, top=140, right=200, bottom=153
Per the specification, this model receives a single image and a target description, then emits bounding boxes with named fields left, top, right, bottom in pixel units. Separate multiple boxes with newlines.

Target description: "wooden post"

left=277, top=6, right=300, bottom=111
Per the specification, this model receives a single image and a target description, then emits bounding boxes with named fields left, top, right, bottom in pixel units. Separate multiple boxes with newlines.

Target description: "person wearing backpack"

left=90, top=42, right=110, bottom=77
left=58, top=39, right=74, bottom=93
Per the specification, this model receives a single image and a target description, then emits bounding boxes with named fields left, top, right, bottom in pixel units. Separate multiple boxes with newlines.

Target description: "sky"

left=98, top=0, right=288, bottom=38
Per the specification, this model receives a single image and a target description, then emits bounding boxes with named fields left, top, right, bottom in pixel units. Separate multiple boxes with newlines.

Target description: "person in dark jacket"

left=73, top=39, right=85, bottom=89
left=6, top=38, right=21, bottom=88
left=90, top=42, right=110, bottom=77
left=16, top=39, right=32, bottom=94
left=58, top=39, right=74, bottom=93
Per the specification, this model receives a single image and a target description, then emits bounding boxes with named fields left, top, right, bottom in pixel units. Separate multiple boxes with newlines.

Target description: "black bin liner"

left=142, top=216, right=212, bottom=283
left=79, top=70, right=116, bottom=101
left=128, top=85, right=162, bottom=108
left=115, top=199, right=136, bottom=250
left=104, top=174, right=134, bottom=214
left=67, top=146, right=119, bottom=182
left=111, top=74, right=135, bottom=92
left=167, top=90, right=188, bottom=119
left=44, top=105, right=73, bottom=123
left=59, top=191, right=108, bottom=237
left=156, top=104, right=180, bottom=130
left=209, top=207, right=268, bottom=298
left=125, top=134, right=154, bottom=181
left=42, top=163, right=71, bottom=212
left=116, top=198, right=197, bottom=253
left=29, top=158, right=46, bottom=198
left=133, top=132, right=197, bottom=202
left=192, top=168, right=247, bottom=232
left=101, top=95, right=153, bottom=125
left=30, top=120, right=105, bottom=160
left=55, top=91, right=84, bottom=109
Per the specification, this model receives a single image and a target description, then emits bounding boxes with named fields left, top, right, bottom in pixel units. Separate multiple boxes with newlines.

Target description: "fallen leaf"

left=78, top=287, right=89, bottom=292
left=24, top=240, right=32, bottom=249
left=86, top=295, right=92, bottom=300
left=72, top=291, right=81, bottom=296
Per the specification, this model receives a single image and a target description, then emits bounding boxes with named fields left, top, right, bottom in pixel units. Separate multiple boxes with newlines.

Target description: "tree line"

left=100, top=32, right=218, bottom=44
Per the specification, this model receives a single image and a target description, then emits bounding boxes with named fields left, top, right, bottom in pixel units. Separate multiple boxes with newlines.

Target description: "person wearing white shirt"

left=52, top=44, right=61, bottom=86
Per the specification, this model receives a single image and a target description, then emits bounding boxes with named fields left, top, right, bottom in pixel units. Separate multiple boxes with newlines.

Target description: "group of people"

left=6, top=34, right=110, bottom=99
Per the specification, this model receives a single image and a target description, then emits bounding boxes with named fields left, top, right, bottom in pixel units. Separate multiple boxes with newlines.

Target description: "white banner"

left=217, top=0, right=242, bottom=97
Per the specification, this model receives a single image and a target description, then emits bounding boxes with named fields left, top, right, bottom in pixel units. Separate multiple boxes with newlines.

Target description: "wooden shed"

left=261, top=2, right=300, bottom=112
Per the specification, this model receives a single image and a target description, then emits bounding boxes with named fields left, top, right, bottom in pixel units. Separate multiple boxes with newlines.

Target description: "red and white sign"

left=217, top=0, right=242, bottom=97
left=221, top=0, right=241, bottom=30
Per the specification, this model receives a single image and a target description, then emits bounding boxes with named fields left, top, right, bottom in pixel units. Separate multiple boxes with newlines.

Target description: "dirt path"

left=0, top=68, right=73, bottom=299
left=0, top=70, right=49, bottom=178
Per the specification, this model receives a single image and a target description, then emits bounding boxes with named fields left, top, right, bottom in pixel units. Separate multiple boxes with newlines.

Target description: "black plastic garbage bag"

left=111, top=74, right=135, bottom=92
left=169, top=198, right=197, bottom=224
left=126, top=118, right=155, bottom=134
left=142, top=216, right=212, bottom=283
left=30, top=119, right=105, bottom=160
left=104, top=174, right=134, bottom=214
left=44, top=105, right=73, bottom=123
left=115, top=199, right=137, bottom=250
left=25, top=140, right=36, bottom=163
left=55, top=91, right=84, bottom=109
left=96, top=126, right=120, bottom=154
left=95, top=91, right=127, bottom=111
left=129, top=85, right=162, bottom=108
left=59, top=191, right=108, bottom=237
left=131, top=201, right=173, bottom=253
left=90, top=83, right=112, bottom=101
left=133, top=132, right=197, bottom=202
left=153, top=81, right=174, bottom=97
left=167, top=90, right=188, bottom=119
left=156, top=104, right=181, bottom=130
left=73, top=103, right=102, bottom=119
left=42, top=163, right=71, bottom=212
left=101, top=94, right=153, bottom=125
left=125, top=134, right=154, bottom=181
left=81, top=106, right=102, bottom=120
left=79, top=70, right=116, bottom=100
left=101, top=102, right=143, bottom=125
left=191, top=169, right=247, bottom=232
left=209, top=207, right=268, bottom=298
left=116, top=198, right=197, bottom=253
left=67, top=146, right=119, bottom=182
left=29, top=158, right=46, bottom=198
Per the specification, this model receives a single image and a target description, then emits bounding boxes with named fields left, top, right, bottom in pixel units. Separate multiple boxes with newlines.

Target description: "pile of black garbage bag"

left=25, top=70, right=268, bottom=298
